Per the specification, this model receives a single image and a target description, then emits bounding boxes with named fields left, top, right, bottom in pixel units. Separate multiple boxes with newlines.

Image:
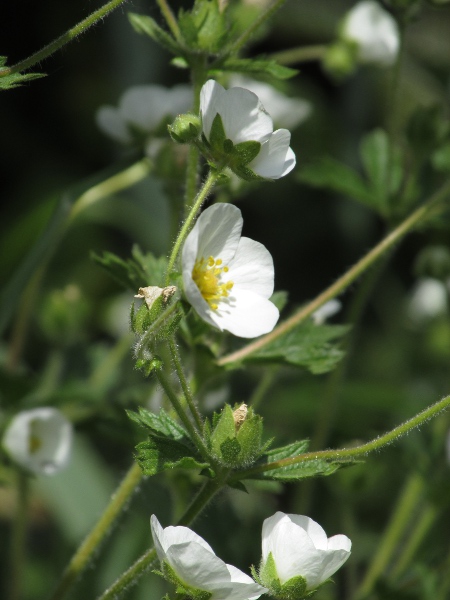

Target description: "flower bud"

left=322, top=41, right=358, bottom=79
left=168, top=113, right=201, bottom=144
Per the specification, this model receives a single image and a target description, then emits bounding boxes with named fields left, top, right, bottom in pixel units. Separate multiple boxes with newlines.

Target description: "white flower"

left=182, top=203, right=279, bottom=338
left=2, top=407, right=73, bottom=476
left=151, top=515, right=267, bottom=600
left=229, top=76, right=312, bottom=131
left=408, top=278, right=448, bottom=322
left=342, top=1, right=400, bottom=66
left=311, top=299, right=342, bottom=325
left=200, top=79, right=296, bottom=179
left=96, top=84, right=192, bottom=144
left=261, top=512, right=351, bottom=593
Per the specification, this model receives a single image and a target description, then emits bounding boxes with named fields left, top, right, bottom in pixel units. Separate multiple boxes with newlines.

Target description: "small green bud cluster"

left=168, top=113, right=201, bottom=144
left=204, top=403, right=264, bottom=467
left=322, top=41, right=359, bottom=80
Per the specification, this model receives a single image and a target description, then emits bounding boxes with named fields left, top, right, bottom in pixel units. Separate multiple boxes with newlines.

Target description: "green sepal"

left=160, top=561, right=213, bottom=600
left=168, top=113, right=201, bottom=144
left=132, top=302, right=153, bottom=335
left=259, top=552, right=281, bottom=591
left=220, top=437, right=242, bottom=464
left=210, top=404, right=237, bottom=458
left=128, top=13, right=181, bottom=55
left=209, top=113, right=227, bottom=153
left=215, top=57, right=298, bottom=80
left=135, top=355, right=164, bottom=377
left=279, top=575, right=308, bottom=600
left=235, top=412, right=264, bottom=464
left=232, top=164, right=266, bottom=182
left=227, top=480, right=248, bottom=493
left=232, top=141, right=262, bottom=166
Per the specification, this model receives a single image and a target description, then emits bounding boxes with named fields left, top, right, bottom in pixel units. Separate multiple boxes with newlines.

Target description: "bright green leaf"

left=128, top=13, right=181, bottom=55
left=217, top=57, right=298, bottom=80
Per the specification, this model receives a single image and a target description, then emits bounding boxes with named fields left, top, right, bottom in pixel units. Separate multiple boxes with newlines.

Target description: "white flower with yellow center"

left=151, top=515, right=267, bottom=600
left=341, top=1, right=399, bottom=67
left=200, top=79, right=296, bottom=180
left=182, top=203, right=279, bottom=338
left=2, top=407, right=73, bottom=476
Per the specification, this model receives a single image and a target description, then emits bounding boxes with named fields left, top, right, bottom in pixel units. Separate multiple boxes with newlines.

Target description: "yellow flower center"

left=28, top=420, right=43, bottom=454
left=192, top=256, right=234, bottom=310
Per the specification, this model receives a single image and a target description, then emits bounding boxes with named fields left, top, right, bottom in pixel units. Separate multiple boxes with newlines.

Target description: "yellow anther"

left=192, top=255, right=234, bottom=310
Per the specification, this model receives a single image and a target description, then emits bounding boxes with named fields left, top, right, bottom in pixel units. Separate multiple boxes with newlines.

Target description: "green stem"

left=49, top=463, right=143, bottom=600
left=219, top=0, right=288, bottom=57
left=165, top=170, right=219, bottom=286
left=248, top=367, right=278, bottom=411
left=156, top=0, right=181, bottom=41
left=0, top=0, right=129, bottom=77
left=169, top=338, right=203, bottom=430
left=390, top=501, right=438, bottom=581
left=68, top=158, right=152, bottom=222
left=217, top=178, right=450, bottom=367
left=155, top=370, right=212, bottom=465
left=269, top=45, right=327, bottom=65
left=229, top=394, right=450, bottom=481
left=355, top=473, right=424, bottom=599
left=9, top=472, right=29, bottom=600
left=96, top=477, right=225, bottom=600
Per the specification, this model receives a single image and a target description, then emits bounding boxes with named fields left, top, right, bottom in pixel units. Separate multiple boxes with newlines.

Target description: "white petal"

left=343, top=0, right=399, bottom=66
left=96, top=106, right=132, bottom=143
left=150, top=515, right=214, bottom=560
left=150, top=514, right=168, bottom=562
left=215, top=87, right=273, bottom=144
left=200, top=80, right=227, bottom=141
left=262, top=515, right=322, bottom=587
left=249, top=130, right=296, bottom=179
left=220, top=565, right=267, bottom=600
left=316, top=535, right=351, bottom=584
left=182, top=267, right=220, bottom=329
left=286, top=515, right=328, bottom=550
left=213, top=288, right=279, bottom=338
left=166, top=542, right=230, bottom=593
left=184, top=204, right=243, bottom=268
left=230, top=76, right=312, bottom=130
left=262, top=512, right=287, bottom=561
left=2, top=408, right=72, bottom=476
left=120, top=85, right=169, bottom=131
left=228, top=237, right=274, bottom=298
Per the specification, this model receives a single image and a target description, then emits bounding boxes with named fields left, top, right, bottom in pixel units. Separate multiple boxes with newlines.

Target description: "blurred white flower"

left=96, top=84, right=192, bottom=144
left=229, top=76, right=312, bottom=131
left=200, top=79, right=296, bottom=179
left=260, top=512, right=351, bottom=594
left=182, top=203, right=279, bottom=338
left=408, top=278, right=448, bottom=322
left=311, top=299, right=342, bottom=325
left=151, top=515, right=267, bottom=600
left=342, top=0, right=400, bottom=66
left=2, top=407, right=73, bottom=476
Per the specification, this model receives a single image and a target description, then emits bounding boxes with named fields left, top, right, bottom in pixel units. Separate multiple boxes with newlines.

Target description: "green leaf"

left=270, top=290, right=289, bottom=312
left=92, top=247, right=167, bottom=291
left=217, top=57, right=298, bottom=80
left=240, top=321, right=350, bottom=374
left=135, top=437, right=208, bottom=476
left=298, top=157, right=375, bottom=209
left=127, top=407, right=188, bottom=440
left=359, top=128, right=403, bottom=212
left=178, top=0, right=230, bottom=53
left=0, top=58, right=45, bottom=90
left=264, top=440, right=310, bottom=462
left=256, top=457, right=357, bottom=482
left=128, top=13, right=181, bottom=55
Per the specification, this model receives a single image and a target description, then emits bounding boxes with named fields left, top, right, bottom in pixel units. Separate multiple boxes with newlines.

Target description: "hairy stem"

left=230, top=394, right=450, bottom=481
left=156, top=0, right=181, bottom=40
left=9, top=472, right=29, bottom=600
left=165, top=170, right=219, bottom=286
left=169, top=338, right=203, bottom=430
left=48, top=463, right=143, bottom=600
left=217, top=179, right=450, bottom=367
left=0, top=0, right=129, bottom=77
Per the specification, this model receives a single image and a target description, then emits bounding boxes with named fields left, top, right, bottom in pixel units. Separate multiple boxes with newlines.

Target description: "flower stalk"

left=169, top=338, right=203, bottom=430
left=9, top=472, right=29, bottom=600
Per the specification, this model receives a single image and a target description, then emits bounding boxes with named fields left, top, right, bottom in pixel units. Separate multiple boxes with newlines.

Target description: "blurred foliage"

left=1, top=1, right=450, bottom=600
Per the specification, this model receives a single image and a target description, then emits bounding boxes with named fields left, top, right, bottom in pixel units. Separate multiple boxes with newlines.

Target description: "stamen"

left=192, top=255, right=234, bottom=310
